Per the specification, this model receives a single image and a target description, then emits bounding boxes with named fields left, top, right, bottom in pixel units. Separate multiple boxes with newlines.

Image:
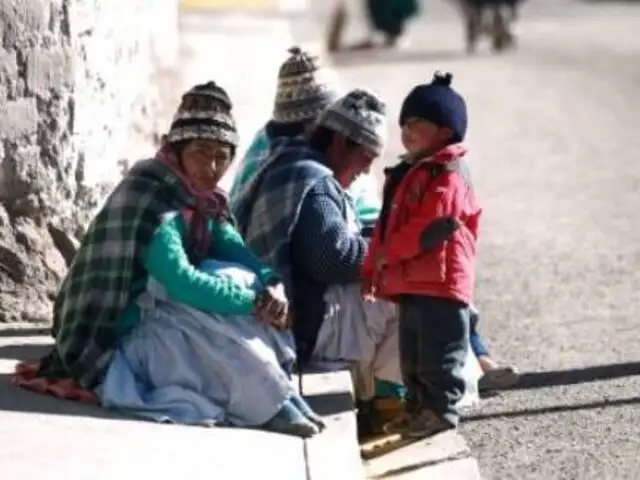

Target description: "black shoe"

left=356, top=400, right=376, bottom=440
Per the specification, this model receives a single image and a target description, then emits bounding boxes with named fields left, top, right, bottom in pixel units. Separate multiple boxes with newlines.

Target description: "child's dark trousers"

left=398, top=294, right=470, bottom=426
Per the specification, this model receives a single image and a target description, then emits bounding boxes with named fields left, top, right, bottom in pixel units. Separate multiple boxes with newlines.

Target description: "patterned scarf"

left=157, top=146, right=232, bottom=265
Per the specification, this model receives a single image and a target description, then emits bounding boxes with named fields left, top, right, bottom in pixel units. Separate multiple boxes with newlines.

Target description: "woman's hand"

left=255, top=283, right=289, bottom=329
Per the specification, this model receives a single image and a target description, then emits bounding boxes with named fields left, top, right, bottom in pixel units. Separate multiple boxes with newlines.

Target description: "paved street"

left=330, top=0, right=640, bottom=478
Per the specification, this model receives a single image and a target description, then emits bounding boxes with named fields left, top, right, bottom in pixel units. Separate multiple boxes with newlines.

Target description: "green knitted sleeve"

left=144, top=214, right=257, bottom=315
left=210, top=220, right=280, bottom=286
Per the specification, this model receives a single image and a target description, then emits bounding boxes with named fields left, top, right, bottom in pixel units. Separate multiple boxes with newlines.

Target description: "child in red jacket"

left=362, top=71, right=481, bottom=438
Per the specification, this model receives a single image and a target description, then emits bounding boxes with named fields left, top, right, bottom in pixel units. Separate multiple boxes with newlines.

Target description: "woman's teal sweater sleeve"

left=210, top=220, right=279, bottom=286
left=144, top=214, right=257, bottom=315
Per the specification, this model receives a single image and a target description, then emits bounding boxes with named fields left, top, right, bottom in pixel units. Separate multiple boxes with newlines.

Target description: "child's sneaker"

left=383, top=410, right=454, bottom=439
left=356, top=400, right=376, bottom=440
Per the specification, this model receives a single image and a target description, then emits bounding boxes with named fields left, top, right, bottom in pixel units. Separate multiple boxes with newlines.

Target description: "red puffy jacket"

left=362, top=143, right=481, bottom=304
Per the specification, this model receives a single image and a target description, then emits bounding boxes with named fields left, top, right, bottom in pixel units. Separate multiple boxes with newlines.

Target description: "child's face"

left=401, top=118, right=453, bottom=154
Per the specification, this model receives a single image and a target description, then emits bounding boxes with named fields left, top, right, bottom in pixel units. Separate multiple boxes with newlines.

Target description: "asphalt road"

left=330, top=0, right=640, bottom=478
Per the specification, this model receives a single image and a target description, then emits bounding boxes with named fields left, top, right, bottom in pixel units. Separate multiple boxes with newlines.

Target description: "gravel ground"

left=330, top=0, right=640, bottom=478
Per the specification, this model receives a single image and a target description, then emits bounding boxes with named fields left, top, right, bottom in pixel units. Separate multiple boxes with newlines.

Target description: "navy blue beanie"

left=399, top=71, right=467, bottom=143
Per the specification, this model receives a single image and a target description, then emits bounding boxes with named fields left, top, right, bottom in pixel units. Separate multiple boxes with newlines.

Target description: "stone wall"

left=0, top=0, right=180, bottom=323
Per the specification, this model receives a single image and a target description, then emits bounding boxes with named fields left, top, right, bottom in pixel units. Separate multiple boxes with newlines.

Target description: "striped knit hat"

left=272, top=46, right=339, bottom=125
left=315, top=88, right=388, bottom=155
left=166, top=81, right=239, bottom=149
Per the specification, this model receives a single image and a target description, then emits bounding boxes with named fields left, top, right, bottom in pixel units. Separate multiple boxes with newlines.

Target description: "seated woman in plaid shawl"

left=27, top=82, right=324, bottom=438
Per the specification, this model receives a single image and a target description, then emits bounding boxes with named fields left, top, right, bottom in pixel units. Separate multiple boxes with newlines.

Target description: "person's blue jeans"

left=469, top=305, right=490, bottom=358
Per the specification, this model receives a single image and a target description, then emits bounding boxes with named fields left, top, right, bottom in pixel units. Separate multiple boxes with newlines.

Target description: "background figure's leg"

left=353, top=362, right=378, bottom=439
left=469, top=306, right=520, bottom=391
left=470, top=306, right=491, bottom=359
left=491, top=4, right=514, bottom=52
left=327, top=0, right=348, bottom=52
left=352, top=362, right=376, bottom=402
left=464, top=2, right=483, bottom=54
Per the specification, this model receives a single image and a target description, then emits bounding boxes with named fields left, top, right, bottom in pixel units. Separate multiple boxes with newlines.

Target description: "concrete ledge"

left=364, top=428, right=482, bottom=480
left=301, top=368, right=366, bottom=480
left=0, top=409, right=307, bottom=480
left=0, top=335, right=308, bottom=480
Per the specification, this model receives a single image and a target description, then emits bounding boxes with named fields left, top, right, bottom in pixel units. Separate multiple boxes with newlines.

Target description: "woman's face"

left=180, top=139, right=233, bottom=192
left=329, top=134, right=379, bottom=189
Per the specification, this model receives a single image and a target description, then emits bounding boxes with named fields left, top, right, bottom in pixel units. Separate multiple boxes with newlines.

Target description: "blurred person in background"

left=455, top=0, right=524, bottom=53
left=327, top=0, right=420, bottom=53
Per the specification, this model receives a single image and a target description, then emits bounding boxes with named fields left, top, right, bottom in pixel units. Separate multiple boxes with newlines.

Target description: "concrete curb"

left=0, top=330, right=482, bottom=479
left=303, top=367, right=484, bottom=480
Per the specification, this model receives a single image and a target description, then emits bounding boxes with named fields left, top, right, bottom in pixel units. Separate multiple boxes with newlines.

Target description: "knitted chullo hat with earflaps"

left=272, top=46, right=340, bottom=125
left=315, top=88, right=388, bottom=156
left=166, top=81, right=239, bottom=151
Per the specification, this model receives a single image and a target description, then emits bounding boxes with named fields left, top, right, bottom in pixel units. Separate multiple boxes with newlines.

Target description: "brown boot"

left=384, top=409, right=454, bottom=439
left=371, top=396, right=405, bottom=434
left=357, top=396, right=405, bottom=442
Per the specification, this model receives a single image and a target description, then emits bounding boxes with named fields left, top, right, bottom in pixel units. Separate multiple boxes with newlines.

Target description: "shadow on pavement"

left=0, top=341, right=128, bottom=421
left=0, top=373, right=127, bottom=420
left=507, top=361, right=640, bottom=391
left=463, top=395, right=640, bottom=423
left=0, top=343, right=50, bottom=362
left=0, top=326, right=50, bottom=338
left=304, top=389, right=353, bottom=417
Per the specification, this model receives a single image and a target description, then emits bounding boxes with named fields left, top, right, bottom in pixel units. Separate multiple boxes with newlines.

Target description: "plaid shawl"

left=232, top=137, right=332, bottom=294
left=38, top=157, right=205, bottom=388
left=229, top=125, right=383, bottom=231
left=228, top=127, right=270, bottom=208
